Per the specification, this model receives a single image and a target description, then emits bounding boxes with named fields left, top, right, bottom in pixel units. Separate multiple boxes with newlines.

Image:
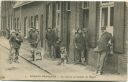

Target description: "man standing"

left=14, top=31, right=23, bottom=62
left=46, top=28, right=53, bottom=58
left=6, top=28, right=10, bottom=39
left=46, top=28, right=58, bottom=59
left=30, top=28, right=40, bottom=61
left=82, top=28, right=88, bottom=65
left=96, top=26, right=113, bottom=75
left=28, top=28, right=34, bottom=42
left=9, top=30, right=23, bottom=63
left=74, top=28, right=84, bottom=63
left=9, top=30, right=16, bottom=63
left=52, top=28, right=58, bottom=59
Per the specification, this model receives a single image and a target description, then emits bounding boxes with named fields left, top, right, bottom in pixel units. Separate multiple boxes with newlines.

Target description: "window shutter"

left=88, top=2, right=97, bottom=48
left=113, top=2, right=125, bottom=53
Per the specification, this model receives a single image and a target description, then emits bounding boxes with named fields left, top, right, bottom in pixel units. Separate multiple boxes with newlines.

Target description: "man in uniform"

left=96, top=26, right=113, bottom=75
left=30, top=28, right=40, bottom=61
left=74, top=28, right=84, bottom=63
left=46, top=27, right=58, bottom=59
left=9, top=30, right=23, bottom=63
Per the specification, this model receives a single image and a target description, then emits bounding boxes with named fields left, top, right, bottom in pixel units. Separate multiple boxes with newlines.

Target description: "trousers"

left=97, top=51, right=108, bottom=73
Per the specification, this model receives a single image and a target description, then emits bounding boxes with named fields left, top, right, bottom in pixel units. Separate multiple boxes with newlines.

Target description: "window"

left=57, top=13, right=60, bottom=25
left=31, top=16, right=33, bottom=28
left=101, top=8, right=108, bottom=27
left=11, top=16, right=12, bottom=30
left=110, top=7, right=114, bottom=26
left=101, top=2, right=114, bottom=27
left=100, top=2, right=114, bottom=36
left=14, top=18, right=16, bottom=29
left=48, top=4, right=51, bottom=14
left=83, top=10, right=89, bottom=29
left=57, top=2, right=60, bottom=10
left=66, top=2, right=71, bottom=11
left=56, top=2, right=61, bottom=37
left=24, top=17, right=27, bottom=37
left=82, top=2, right=89, bottom=9
left=34, top=15, right=39, bottom=29
left=17, top=18, right=19, bottom=30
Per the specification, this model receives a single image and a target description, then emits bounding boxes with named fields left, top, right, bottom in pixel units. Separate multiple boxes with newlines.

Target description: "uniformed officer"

left=30, top=28, right=40, bottom=61
left=9, top=30, right=23, bottom=63
left=96, top=26, right=113, bottom=75
left=74, top=28, right=84, bottom=63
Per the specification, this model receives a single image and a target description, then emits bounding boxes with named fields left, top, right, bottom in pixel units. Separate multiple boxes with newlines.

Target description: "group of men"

left=74, top=28, right=88, bottom=65
left=45, top=26, right=113, bottom=75
left=45, top=27, right=89, bottom=64
left=74, top=26, right=113, bottom=75
left=45, top=27, right=59, bottom=59
left=8, top=25, right=113, bottom=75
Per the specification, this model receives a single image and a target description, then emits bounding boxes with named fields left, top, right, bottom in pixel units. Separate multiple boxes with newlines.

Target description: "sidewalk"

left=0, top=36, right=127, bottom=80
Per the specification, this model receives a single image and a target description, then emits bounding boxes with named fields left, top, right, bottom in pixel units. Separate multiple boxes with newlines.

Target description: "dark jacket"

left=9, top=34, right=23, bottom=49
left=98, top=32, right=113, bottom=52
left=46, top=30, right=58, bottom=46
left=28, top=30, right=33, bottom=42
left=30, top=31, right=39, bottom=48
left=75, top=33, right=84, bottom=50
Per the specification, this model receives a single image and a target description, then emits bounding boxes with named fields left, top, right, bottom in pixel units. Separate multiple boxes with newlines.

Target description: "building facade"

left=1, top=1, right=127, bottom=74
left=1, top=1, right=15, bottom=32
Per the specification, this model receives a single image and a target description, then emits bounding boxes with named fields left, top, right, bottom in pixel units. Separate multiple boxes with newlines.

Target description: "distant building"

left=1, top=1, right=128, bottom=74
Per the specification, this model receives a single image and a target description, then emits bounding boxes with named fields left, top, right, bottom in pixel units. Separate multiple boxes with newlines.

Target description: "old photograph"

left=0, top=0, right=127, bottom=81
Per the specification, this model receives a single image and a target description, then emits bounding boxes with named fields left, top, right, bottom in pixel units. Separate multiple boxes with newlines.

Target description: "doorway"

left=83, top=9, right=89, bottom=29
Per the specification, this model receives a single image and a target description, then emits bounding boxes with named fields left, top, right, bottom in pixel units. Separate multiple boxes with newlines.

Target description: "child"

left=57, top=47, right=68, bottom=65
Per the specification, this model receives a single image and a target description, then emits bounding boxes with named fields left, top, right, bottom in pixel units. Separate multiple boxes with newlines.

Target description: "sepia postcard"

left=0, top=0, right=127, bottom=81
